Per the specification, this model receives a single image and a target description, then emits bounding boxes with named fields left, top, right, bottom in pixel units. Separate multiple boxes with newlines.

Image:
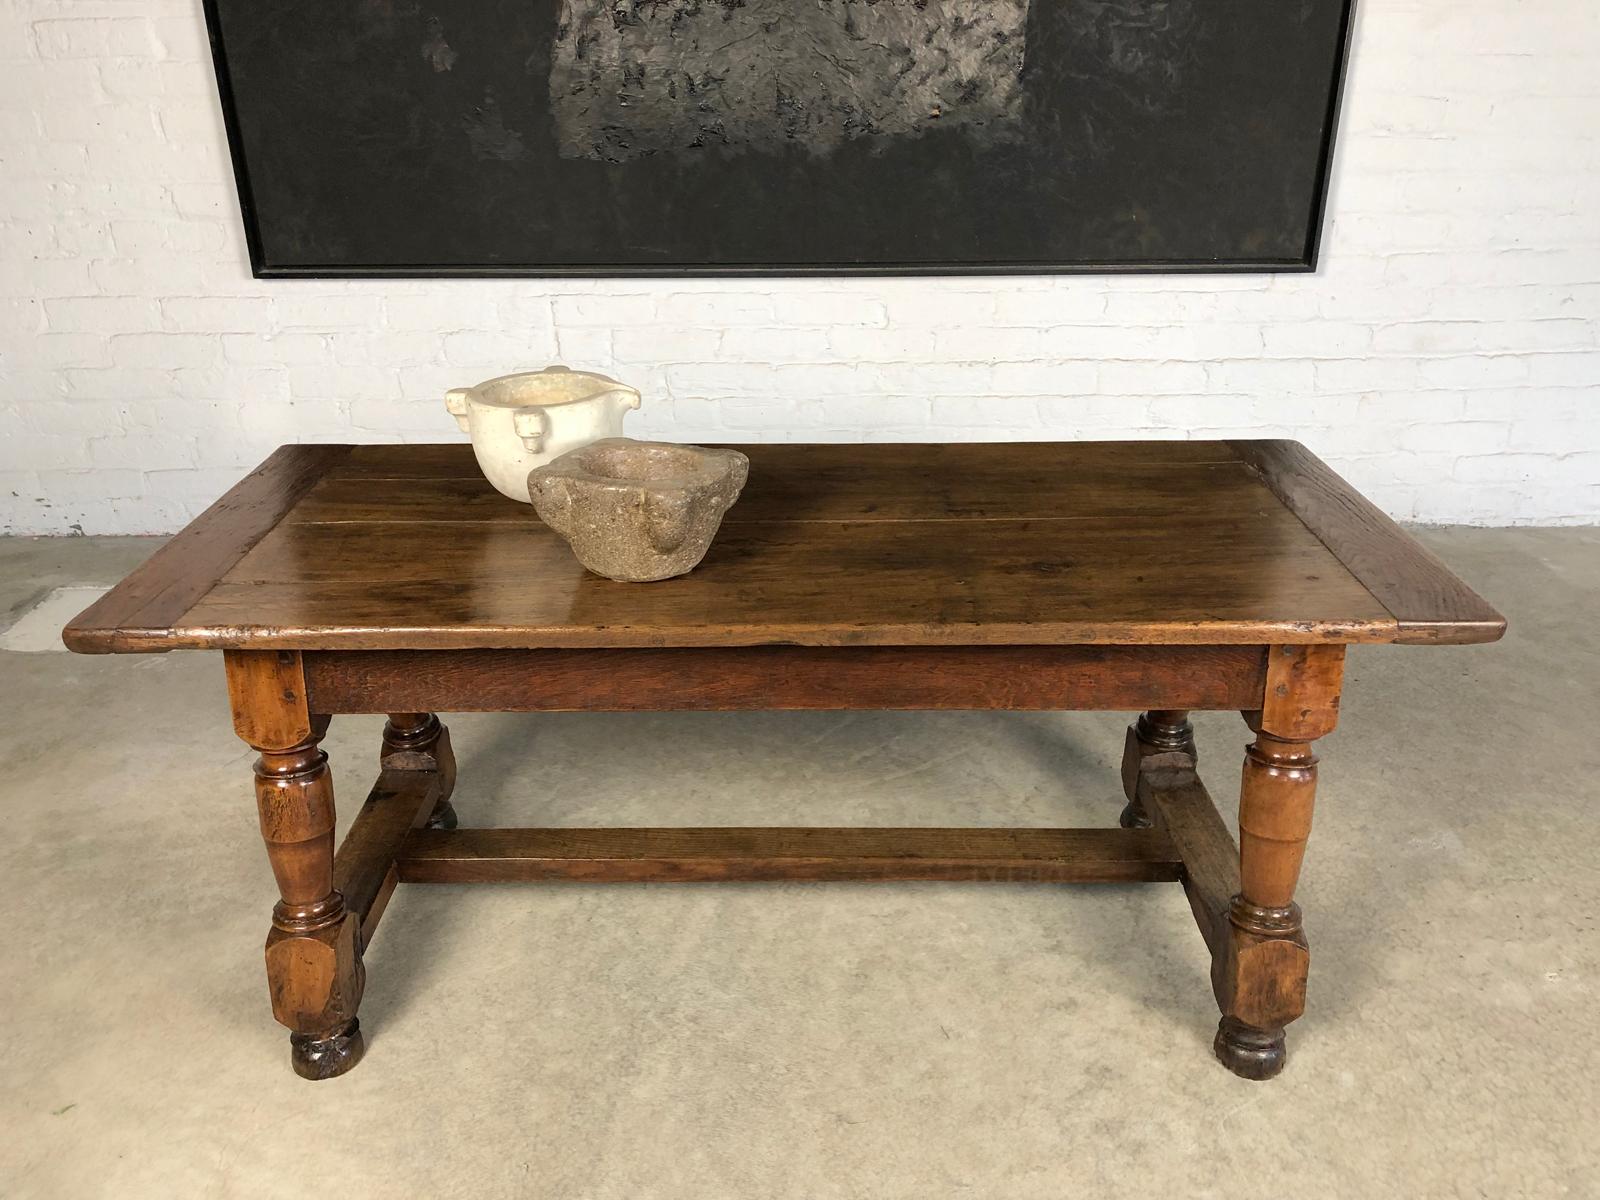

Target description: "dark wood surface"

left=98, top=442, right=1504, bottom=1082
left=1136, top=754, right=1239, bottom=956
left=226, top=649, right=366, bottom=1080
left=303, top=644, right=1269, bottom=713
left=62, top=444, right=350, bottom=653
left=333, top=767, right=440, bottom=952
left=1229, top=439, right=1506, bottom=645
left=63, top=439, right=1509, bottom=653
left=396, top=826, right=1183, bottom=884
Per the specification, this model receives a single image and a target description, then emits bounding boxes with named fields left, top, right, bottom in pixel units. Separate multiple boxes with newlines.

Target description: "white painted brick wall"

left=2, top=0, right=1598, bottom=534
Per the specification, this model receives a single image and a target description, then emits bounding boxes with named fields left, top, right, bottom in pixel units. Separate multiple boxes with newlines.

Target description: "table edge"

left=1227, top=439, right=1508, bottom=646
left=111, top=618, right=1400, bottom=653
left=62, top=444, right=354, bottom=654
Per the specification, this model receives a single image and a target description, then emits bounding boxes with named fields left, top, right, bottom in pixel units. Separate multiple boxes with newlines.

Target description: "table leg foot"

left=290, top=1018, right=366, bottom=1081
left=1214, top=1016, right=1286, bottom=1081
left=1117, top=802, right=1151, bottom=829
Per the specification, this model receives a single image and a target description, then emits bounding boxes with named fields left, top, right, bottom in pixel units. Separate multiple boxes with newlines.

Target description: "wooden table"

left=64, top=440, right=1505, bottom=1081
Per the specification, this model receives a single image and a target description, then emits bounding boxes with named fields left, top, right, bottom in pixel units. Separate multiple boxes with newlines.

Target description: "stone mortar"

left=527, top=438, right=750, bottom=582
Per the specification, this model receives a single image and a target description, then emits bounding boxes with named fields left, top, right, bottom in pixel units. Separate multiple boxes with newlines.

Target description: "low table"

left=64, top=440, right=1504, bottom=1081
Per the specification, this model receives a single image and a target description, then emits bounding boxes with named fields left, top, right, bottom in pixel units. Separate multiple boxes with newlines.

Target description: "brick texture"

left=1, top=0, right=1597, bottom=534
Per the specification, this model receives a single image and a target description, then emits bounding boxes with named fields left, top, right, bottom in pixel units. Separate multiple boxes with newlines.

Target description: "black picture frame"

left=204, top=0, right=1357, bottom=279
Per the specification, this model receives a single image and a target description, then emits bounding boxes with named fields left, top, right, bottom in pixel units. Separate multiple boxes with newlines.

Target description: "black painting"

left=205, top=0, right=1355, bottom=276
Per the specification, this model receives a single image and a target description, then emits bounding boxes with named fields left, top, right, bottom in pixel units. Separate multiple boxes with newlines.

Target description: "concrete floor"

left=1, top=529, right=1596, bottom=1199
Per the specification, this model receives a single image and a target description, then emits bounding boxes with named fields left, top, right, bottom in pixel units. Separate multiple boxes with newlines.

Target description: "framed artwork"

left=204, top=0, right=1356, bottom=276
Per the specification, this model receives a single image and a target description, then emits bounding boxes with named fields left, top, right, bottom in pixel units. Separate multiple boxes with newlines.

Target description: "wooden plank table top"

left=63, top=440, right=1505, bottom=654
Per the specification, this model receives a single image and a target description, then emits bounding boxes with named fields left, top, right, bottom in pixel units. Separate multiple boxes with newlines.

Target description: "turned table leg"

left=382, top=712, right=458, bottom=830
left=254, top=726, right=366, bottom=1078
left=227, top=651, right=365, bottom=1080
left=1120, top=710, right=1196, bottom=828
left=1212, top=729, right=1317, bottom=1078
left=1213, top=644, right=1344, bottom=1080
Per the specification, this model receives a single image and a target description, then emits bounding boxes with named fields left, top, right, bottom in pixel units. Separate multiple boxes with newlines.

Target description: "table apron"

left=302, top=644, right=1270, bottom=714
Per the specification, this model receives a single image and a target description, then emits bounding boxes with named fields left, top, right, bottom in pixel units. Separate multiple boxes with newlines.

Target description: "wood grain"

left=1117, top=710, right=1195, bottom=828
left=1236, top=735, right=1319, bottom=915
left=227, top=655, right=366, bottom=1079
left=1229, top=439, right=1507, bottom=646
left=1138, top=764, right=1239, bottom=956
left=395, top=826, right=1184, bottom=884
left=303, top=645, right=1269, bottom=713
left=1258, top=643, right=1346, bottom=741
left=224, top=649, right=315, bottom=750
left=65, top=440, right=1511, bottom=653
left=334, top=439, right=1242, bottom=483
left=297, top=443, right=1257, bottom=527
left=1213, top=730, right=1320, bottom=1079
left=177, top=443, right=1396, bottom=648
left=333, top=768, right=441, bottom=951
left=61, top=444, right=350, bottom=653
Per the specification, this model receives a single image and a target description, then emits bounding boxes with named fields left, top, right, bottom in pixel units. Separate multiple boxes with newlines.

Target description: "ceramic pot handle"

left=513, top=406, right=550, bottom=453
left=444, top=388, right=472, bottom=434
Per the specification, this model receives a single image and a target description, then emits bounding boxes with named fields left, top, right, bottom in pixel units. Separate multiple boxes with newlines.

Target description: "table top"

left=64, top=440, right=1505, bottom=654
